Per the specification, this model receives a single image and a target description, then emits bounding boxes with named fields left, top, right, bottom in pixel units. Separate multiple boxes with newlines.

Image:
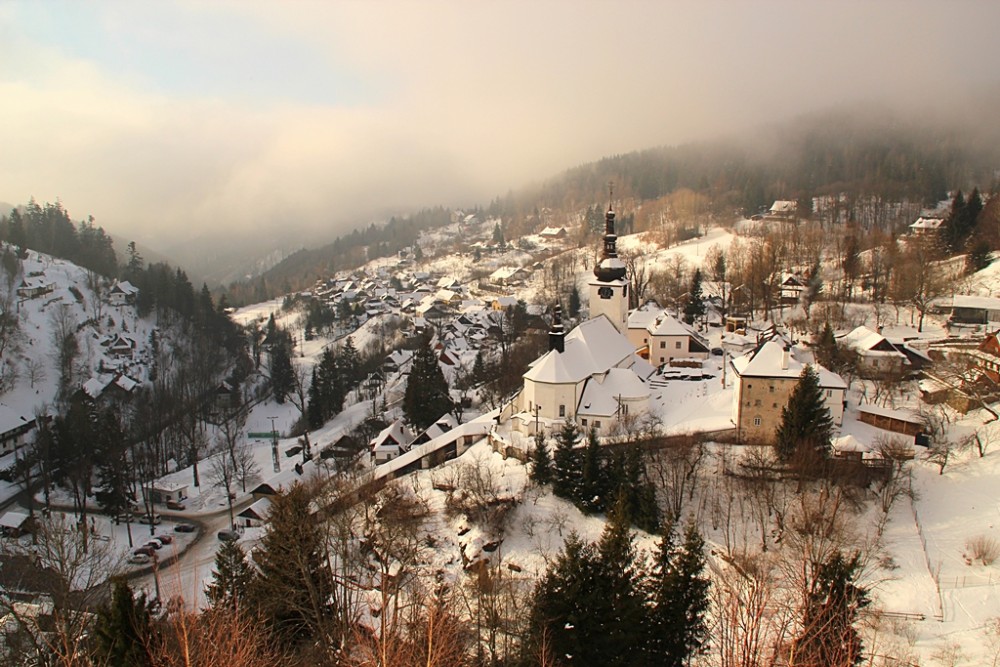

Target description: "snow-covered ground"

left=9, top=221, right=1000, bottom=664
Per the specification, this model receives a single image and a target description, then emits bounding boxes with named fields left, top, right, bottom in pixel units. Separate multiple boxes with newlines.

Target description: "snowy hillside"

left=0, top=245, right=160, bottom=419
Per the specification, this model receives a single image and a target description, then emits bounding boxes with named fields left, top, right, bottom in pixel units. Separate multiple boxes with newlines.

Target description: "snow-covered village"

left=4, top=3, right=1000, bottom=666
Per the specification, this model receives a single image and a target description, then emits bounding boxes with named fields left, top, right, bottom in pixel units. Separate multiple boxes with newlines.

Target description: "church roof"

left=577, top=367, right=651, bottom=417
left=524, top=316, right=635, bottom=384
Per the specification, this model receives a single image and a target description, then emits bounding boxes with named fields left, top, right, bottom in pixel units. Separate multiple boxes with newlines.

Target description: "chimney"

left=781, top=344, right=790, bottom=370
left=549, top=304, right=565, bottom=353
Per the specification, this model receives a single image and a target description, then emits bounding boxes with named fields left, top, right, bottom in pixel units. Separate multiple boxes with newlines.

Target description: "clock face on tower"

left=598, top=286, right=614, bottom=300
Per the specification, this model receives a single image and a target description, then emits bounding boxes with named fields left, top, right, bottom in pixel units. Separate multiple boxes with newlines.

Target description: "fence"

left=910, top=498, right=945, bottom=621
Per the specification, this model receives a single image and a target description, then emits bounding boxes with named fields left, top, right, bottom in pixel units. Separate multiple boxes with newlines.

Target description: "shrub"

left=965, top=535, right=1000, bottom=566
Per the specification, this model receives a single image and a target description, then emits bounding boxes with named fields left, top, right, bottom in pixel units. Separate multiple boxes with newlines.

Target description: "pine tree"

left=249, top=483, right=337, bottom=648
left=793, top=551, right=869, bottom=667
left=403, top=335, right=453, bottom=431
left=775, top=365, right=834, bottom=462
left=306, top=368, right=325, bottom=430
left=568, top=284, right=581, bottom=319
left=552, top=418, right=581, bottom=500
left=92, top=578, right=155, bottom=667
left=622, top=445, right=660, bottom=533
left=578, top=428, right=607, bottom=512
left=340, top=336, right=360, bottom=387
left=269, top=339, right=295, bottom=404
left=645, top=520, right=710, bottom=666
left=527, top=508, right=647, bottom=667
left=590, top=500, right=648, bottom=666
left=530, top=432, right=552, bottom=486
left=205, top=539, right=255, bottom=612
left=471, top=350, right=487, bottom=386
left=813, top=321, right=839, bottom=371
left=941, top=190, right=972, bottom=254
left=526, top=534, right=600, bottom=665
left=683, top=269, right=705, bottom=325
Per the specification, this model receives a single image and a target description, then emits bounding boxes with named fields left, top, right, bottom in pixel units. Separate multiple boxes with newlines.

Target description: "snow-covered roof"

left=0, top=511, right=30, bottom=530
left=856, top=403, right=922, bottom=423
left=770, top=200, right=796, bottom=213
left=731, top=341, right=846, bottom=389
left=627, top=305, right=662, bottom=331
left=646, top=313, right=696, bottom=337
left=944, top=295, right=1000, bottom=311
left=369, top=420, right=413, bottom=449
left=524, top=316, right=635, bottom=385
left=238, top=496, right=272, bottom=522
left=578, top=368, right=650, bottom=418
left=909, top=216, right=943, bottom=231
left=839, top=326, right=906, bottom=358
left=0, top=404, right=32, bottom=435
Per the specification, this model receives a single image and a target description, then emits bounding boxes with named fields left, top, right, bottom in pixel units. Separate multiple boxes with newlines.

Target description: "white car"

left=128, top=552, right=152, bottom=565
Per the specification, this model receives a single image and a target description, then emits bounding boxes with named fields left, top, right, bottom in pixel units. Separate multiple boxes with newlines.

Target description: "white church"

left=505, top=203, right=659, bottom=437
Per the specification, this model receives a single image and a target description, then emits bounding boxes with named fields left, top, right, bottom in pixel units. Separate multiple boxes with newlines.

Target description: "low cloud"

left=1, top=1, right=997, bottom=249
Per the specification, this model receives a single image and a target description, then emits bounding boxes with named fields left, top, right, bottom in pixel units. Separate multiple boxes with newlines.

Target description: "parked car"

left=217, top=529, right=240, bottom=542
left=133, top=545, right=155, bottom=557
left=144, top=539, right=163, bottom=551
left=173, top=523, right=196, bottom=533
left=153, top=534, right=173, bottom=545
left=128, top=552, right=151, bottom=565
left=165, top=500, right=186, bottom=511
left=137, top=513, right=162, bottom=525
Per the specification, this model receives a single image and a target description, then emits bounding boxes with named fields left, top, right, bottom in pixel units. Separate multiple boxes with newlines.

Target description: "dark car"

left=165, top=500, right=186, bottom=511
left=153, top=534, right=174, bottom=545
left=711, top=347, right=724, bottom=356
left=217, top=529, right=240, bottom=542
left=174, top=523, right=196, bottom=533
left=144, top=540, right=163, bottom=551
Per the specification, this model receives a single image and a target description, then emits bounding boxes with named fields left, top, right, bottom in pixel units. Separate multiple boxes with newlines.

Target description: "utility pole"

left=269, top=416, right=280, bottom=473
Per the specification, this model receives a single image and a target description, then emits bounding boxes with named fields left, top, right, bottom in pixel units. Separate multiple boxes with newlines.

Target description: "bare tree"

left=209, top=450, right=238, bottom=530
left=619, top=246, right=651, bottom=308
left=0, top=513, right=124, bottom=666
left=48, top=304, right=79, bottom=404
left=648, top=433, right=705, bottom=521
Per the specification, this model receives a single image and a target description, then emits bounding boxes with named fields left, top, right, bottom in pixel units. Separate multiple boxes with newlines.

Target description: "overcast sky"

left=1, top=1, right=998, bottom=247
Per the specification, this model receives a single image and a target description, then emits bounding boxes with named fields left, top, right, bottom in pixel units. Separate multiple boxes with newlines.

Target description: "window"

left=754, top=399, right=761, bottom=407
left=581, top=418, right=588, bottom=427
left=559, top=404, right=566, bottom=417
left=747, top=384, right=753, bottom=389
left=769, top=385, right=774, bottom=393
left=753, top=416, right=762, bottom=426
left=660, top=341, right=666, bottom=349
left=675, top=341, right=682, bottom=349
left=594, top=420, right=602, bottom=428
left=825, top=389, right=832, bottom=398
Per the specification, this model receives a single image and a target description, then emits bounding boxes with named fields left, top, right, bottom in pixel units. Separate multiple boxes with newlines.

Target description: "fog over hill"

left=3, top=1, right=999, bottom=282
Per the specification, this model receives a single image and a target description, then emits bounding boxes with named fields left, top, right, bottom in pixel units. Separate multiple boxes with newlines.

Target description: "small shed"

left=145, top=481, right=189, bottom=505
left=0, top=511, right=33, bottom=538
left=857, top=404, right=923, bottom=437
left=237, top=497, right=272, bottom=528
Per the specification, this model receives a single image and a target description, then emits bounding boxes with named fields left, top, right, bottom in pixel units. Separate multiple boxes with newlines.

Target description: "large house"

left=0, top=405, right=36, bottom=455
left=838, top=326, right=909, bottom=377
left=627, top=307, right=710, bottom=367
left=731, top=341, right=847, bottom=443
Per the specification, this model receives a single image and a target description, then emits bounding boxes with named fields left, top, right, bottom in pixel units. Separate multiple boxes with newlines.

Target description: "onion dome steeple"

left=593, top=184, right=627, bottom=283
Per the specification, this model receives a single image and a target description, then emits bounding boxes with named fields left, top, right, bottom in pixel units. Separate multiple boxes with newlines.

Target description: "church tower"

left=588, top=189, right=629, bottom=334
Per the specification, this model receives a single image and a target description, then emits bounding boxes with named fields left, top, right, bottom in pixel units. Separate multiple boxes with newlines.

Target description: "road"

left=2, top=480, right=256, bottom=608
left=132, top=495, right=256, bottom=606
